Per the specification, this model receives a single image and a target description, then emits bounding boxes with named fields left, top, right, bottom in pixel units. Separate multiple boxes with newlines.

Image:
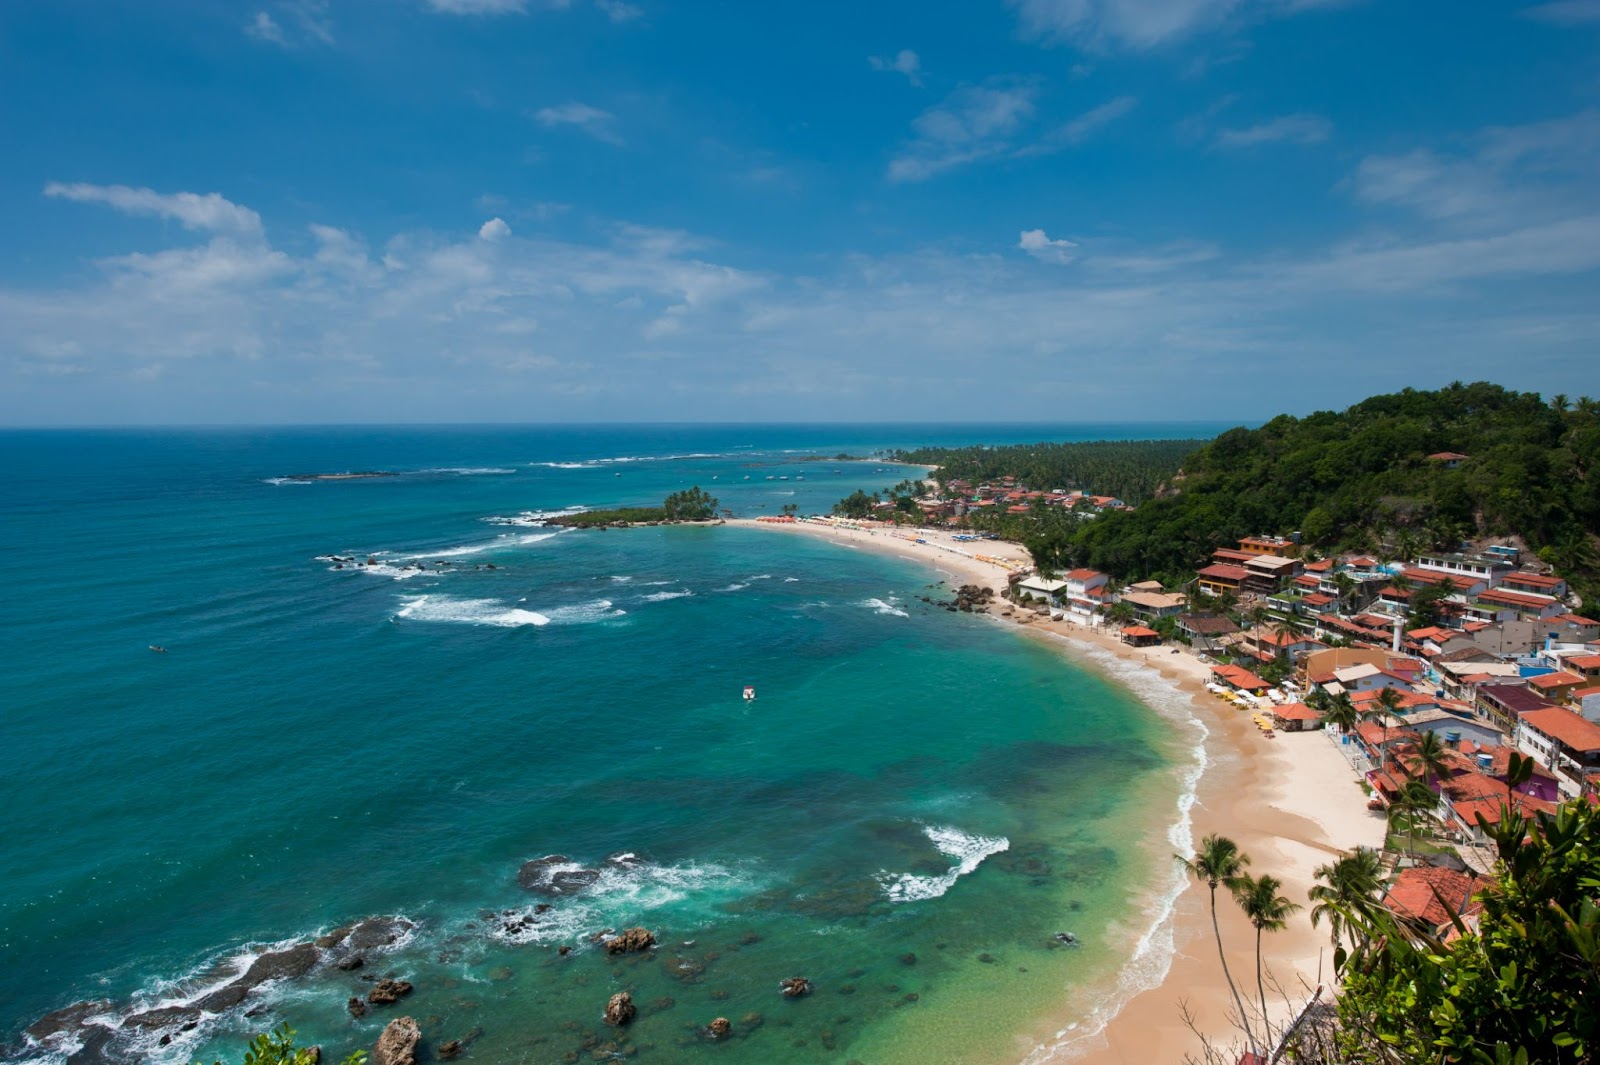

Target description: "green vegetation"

left=1324, top=793, right=1600, bottom=1064
left=661, top=485, right=720, bottom=520
left=894, top=438, right=1206, bottom=505
left=194, top=1024, right=365, bottom=1065
left=833, top=489, right=879, bottom=519
left=550, top=486, right=721, bottom=526
left=1061, top=383, right=1600, bottom=602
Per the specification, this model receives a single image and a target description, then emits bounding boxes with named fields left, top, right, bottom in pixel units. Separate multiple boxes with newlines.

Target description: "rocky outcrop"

left=707, top=1017, right=731, bottom=1039
left=517, top=855, right=602, bottom=895
left=372, top=1016, right=421, bottom=1065
left=779, top=977, right=813, bottom=998
left=603, top=927, right=656, bottom=955
left=436, top=1039, right=462, bottom=1059
left=25, top=1001, right=111, bottom=1042
left=238, top=942, right=321, bottom=988
left=603, top=992, right=636, bottom=1027
left=367, top=978, right=414, bottom=1005
left=348, top=997, right=368, bottom=1018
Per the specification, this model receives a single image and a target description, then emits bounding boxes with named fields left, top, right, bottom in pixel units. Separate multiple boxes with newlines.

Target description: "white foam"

left=351, top=562, right=431, bottom=580
left=640, top=589, right=694, bottom=602
left=747, top=574, right=773, bottom=580
left=1020, top=636, right=1210, bottom=1064
left=399, top=531, right=558, bottom=560
left=395, top=595, right=550, bottom=627
left=861, top=597, right=909, bottom=617
left=877, top=824, right=1010, bottom=903
left=784, top=577, right=800, bottom=582
left=484, top=507, right=587, bottom=526
left=610, top=575, right=634, bottom=583
left=718, top=583, right=750, bottom=593
left=261, top=477, right=310, bottom=486
left=489, top=857, right=751, bottom=947
left=422, top=467, right=517, bottom=476
left=543, top=599, right=627, bottom=625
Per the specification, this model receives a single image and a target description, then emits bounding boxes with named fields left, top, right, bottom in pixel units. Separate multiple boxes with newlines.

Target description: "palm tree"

left=1249, top=604, right=1270, bottom=659
left=1410, top=730, right=1453, bottom=788
left=1330, top=571, right=1357, bottom=613
left=1317, top=690, right=1361, bottom=735
left=1371, top=687, right=1404, bottom=773
left=1176, top=834, right=1257, bottom=1051
left=1388, top=779, right=1437, bottom=861
left=1232, top=873, right=1303, bottom=1043
left=1309, top=849, right=1386, bottom=967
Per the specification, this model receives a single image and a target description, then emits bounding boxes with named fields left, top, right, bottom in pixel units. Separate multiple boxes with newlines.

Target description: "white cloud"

left=869, top=49, right=924, bottom=86
left=1215, top=112, right=1331, bottom=147
left=1018, top=229, right=1078, bottom=264
left=1522, top=0, right=1600, bottom=23
left=1350, top=111, right=1600, bottom=228
left=594, top=0, right=643, bottom=21
left=888, top=82, right=1037, bottom=182
left=479, top=217, right=512, bottom=241
left=246, top=1, right=333, bottom=46
left=43, top=183, right=264, bottom=237
left=1009, top=0, right=1243, bottom=49
left=1016, top=94, right=1137, bottom=157
left=424, top=0, right=529, bottom=13
left=533, top=102, right=623, bottom=144
left=246, top=11, right=287, bottom=44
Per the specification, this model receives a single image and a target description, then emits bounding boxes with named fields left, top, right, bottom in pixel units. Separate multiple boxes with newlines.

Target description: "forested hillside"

left=892, top=438, right=1206, bottom=505
left=1068, top=382, right=1600, bottom=600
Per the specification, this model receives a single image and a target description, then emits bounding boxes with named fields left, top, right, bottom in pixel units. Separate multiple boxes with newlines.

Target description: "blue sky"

left=3, top=0, right=1599, bottom=424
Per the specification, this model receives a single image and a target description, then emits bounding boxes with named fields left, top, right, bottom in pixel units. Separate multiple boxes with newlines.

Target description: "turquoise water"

left=1, top=425, right=1218, bottom=1065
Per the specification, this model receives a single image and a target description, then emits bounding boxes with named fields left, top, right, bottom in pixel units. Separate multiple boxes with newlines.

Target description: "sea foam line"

left=877, top=825, right=1010, bottom=903
left=1020, top=634, right=1210, bottom=1064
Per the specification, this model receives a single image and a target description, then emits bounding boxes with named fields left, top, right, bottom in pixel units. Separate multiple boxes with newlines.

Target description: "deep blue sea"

left=1, top=424, right=1225, bottom=1065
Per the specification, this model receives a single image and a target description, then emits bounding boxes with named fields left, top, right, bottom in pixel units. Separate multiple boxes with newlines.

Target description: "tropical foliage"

left=894, top=438, right=1205, bottom=505
left=194, top=1024, right=365, bottom=1065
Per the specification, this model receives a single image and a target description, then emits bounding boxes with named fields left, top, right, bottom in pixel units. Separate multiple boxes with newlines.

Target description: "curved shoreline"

left=725, top=518, right=1387, bottom=1064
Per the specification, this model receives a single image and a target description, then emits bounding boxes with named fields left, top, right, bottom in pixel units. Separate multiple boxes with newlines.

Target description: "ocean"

left=1, top=424, right=1225, bottom=1065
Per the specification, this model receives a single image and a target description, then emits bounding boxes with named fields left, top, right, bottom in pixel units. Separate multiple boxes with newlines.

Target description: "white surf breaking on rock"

left=489, top=856, right=752, bottom=948
left=484, top=507, right=587, bottom=526
left=877, top=825, right=1009, bottom=903
left=396, top=595, right=550, bottom=627
left=861, top=597, right=909, bottom=617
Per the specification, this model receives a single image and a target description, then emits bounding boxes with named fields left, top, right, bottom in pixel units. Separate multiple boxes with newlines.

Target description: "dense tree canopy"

left=893, top=438, right=1204, bottom=505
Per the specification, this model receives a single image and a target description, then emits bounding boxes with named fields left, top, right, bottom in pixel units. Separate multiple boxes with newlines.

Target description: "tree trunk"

left=1210, top=884, right=1257, bottom=1052
left=1256, top=925, right=1270, bottom=1052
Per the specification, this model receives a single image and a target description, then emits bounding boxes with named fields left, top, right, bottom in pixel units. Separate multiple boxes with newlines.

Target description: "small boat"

left=149, top=645, right=167, bottom=653
left=742, top=686, right=756, bottom=702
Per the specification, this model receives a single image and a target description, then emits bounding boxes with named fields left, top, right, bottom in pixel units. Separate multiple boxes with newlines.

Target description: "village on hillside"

left=793, top=461, right=1600, bottom=944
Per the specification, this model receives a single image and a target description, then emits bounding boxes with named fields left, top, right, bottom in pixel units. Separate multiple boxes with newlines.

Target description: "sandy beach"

left=729, top=518, right=1388, bottom=1064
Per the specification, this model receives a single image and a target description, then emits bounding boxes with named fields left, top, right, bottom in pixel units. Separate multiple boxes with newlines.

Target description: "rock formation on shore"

left=372, top=1016, right=421, bottom=1065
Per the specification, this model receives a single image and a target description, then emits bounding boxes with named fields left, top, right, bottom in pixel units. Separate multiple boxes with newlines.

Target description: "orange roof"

left=1572, top=685, right=1600, bottom=700
left=1555, top=614, right=1597, bottom=626
left=1121, top=625, right=1159, bottom=638
left=1197, top=563, right=1249, bottom=581
left=1303, top=558, right=1335, bottom=572
left=1213, top=664, right=1269, bottom=690
left=1383, top=866, right=1480, bottom=928
left=1066, top=568, right=1106, bottom=581
left=1273, top=702, right=1321, bottom=721
left=1350, top=689, right=1436, bottom=710
left=1427, top=451, right=1470, bottom=461
left=1567, top=654, right=1600, bottom=670
left=1529, top=671, right=1584, bottom=690
left=1504, top=572, right=1564, bottom=589
left=1452, top=792, right=1557, bottom=827
left=1519, top=708, right=1600, bottom=752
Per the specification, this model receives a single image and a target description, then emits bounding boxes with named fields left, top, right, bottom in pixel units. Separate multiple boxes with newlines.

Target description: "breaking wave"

left=861, top=597, right=909, bottom=617
left=877, top=825, right=1010, bottom=903
left=640, top=589, right=694, bottom=602
left=396, top=595, right=550, bottom=627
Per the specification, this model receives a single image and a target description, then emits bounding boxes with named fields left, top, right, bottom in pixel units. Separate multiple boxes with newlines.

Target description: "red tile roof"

left=1273, top=702, right=1321, bottom=721
left=1528, top=671, right=1584, bottom=691
left=1213, top=664, right=1270, bottom=690
left=1121, top=625, right=1159, bottom=638
left=1197, top=563, right=1249, bottom=581
left=1567, top=654, right=1600, bottom=670
left=1503, top=572, right=1564, bottom=590
left=1383, top=866, right=1480, bottom=928
left=1519, top=708, right=1600, bottom=753
left=1478, top=588, right=1561, bottom=609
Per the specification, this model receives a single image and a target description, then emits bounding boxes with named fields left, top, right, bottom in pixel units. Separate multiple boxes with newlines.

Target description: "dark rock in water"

left=534, top=903, right=553, bottom=914
left=193, top=982, right=250, bottom=1013
left=349, top=997, right=368, bottom=1018
left=779, top=977, right=813, bottom=998
left=604, top=927, right=656, bottom=955
left=1052, top=931, right=1079, bottom=946
left=707, top=1017, right=731, bottom=1039
left=739, top=932, right=761, bottom=946
left=651, top=996, right=675, bottom=1012
left=899, top=952, right=917, bottom=966
left=603, top=992, right=636, bottom=1027
left=368, top=979, right=414, bottom=1005
left=437, top=1039, right=463, bottom=1060
left=518, top=855, right=602, bottom=896
left=558, top=946, right=572, bottom=956
left=64, top=1024, right=116, bottom=1065
left=337, top=956, right=365, bottom=971
left=372, top=1016, right=421, bottom=1065
left=125, top=1005, right=201, bottom=1030
left=978, top=953, right=996, bottom=964
left=348, top=917, right=415, bottom=953
left=239, top=942, right=320, bottom=988
left=26, top=1001, right=112, bottom=1042
left=661, top=955, right=705, bottom=982
left=740, top=1011, right=764, bottom=1029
